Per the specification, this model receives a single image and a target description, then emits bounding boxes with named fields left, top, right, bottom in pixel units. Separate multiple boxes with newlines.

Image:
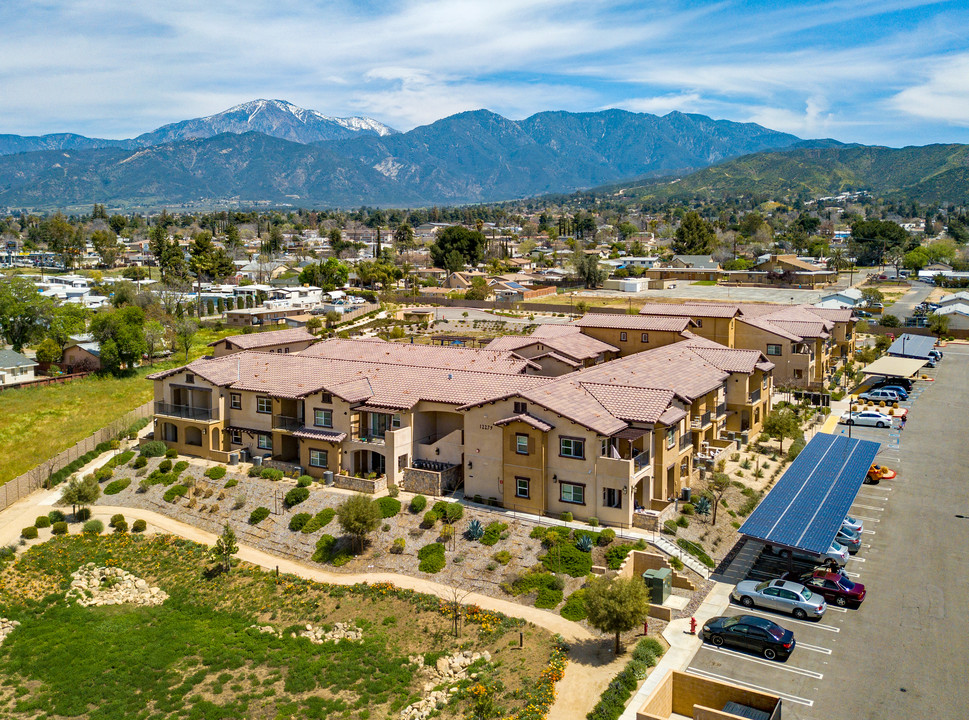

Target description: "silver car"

left=732, top=579, right=827, bottom=620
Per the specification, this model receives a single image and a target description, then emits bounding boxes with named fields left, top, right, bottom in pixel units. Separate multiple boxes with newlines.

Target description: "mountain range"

left=1, top=99, right=965, bottom=210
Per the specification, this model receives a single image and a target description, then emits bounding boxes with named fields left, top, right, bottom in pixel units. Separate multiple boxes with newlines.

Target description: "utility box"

left=642, top=568, right=672, bottom=605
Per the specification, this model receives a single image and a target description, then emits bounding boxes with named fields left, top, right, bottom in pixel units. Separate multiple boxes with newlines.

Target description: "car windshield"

left=721, top=616, right=741, bottom=628
left=755, top=581, right=771, bottom=591
left=838, top=576, right=855, bottom=590
left=845, top=515, right=856, bottom=524
left=766, top=625, right=785, bottom=640
left=801, top=588, right=813, bottom=601
left=831, top=541, right=845, bottom=552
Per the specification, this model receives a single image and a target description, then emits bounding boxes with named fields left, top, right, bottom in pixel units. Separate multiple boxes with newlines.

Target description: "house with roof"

left=0, top=349, right=38, bottom=386
left=485, top=325, right=618, bottom=375
left=62, top=340, right=102, bottom=372
left=209, top=328, right=317, bottom=358
left=934, top=302, right=969, bottom=330
left=818, top=287, right=864, bottom=307
left=936, top=291, right=969, bottom=307
left=573, top=313, right=697, bottom=355
left=730, top=254, right=836, bottom=288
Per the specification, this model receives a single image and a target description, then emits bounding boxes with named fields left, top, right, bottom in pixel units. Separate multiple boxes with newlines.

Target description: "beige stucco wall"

left=578, top=327, right=685, bottom=357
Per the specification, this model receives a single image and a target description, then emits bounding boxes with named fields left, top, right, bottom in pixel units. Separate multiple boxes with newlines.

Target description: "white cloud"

left=619, top=93, right=703, bottom=115
left=891, top=53, right=969, bottom=126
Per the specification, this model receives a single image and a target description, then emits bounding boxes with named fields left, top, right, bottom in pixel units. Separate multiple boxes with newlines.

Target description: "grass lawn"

left=0, top=534, right=561, bottom=720
left=0, top=326, right=236, bottom=487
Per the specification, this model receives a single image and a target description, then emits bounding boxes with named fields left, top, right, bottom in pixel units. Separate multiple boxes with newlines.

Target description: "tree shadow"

left=562, top=637, right=625, bottom=667
left=202, top=563, right=227, bottom=580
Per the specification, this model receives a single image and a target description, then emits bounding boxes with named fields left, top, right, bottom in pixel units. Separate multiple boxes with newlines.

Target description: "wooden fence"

left=0, top=371, right=94, bottom=394
left=0, top=401, right=153, bottom=513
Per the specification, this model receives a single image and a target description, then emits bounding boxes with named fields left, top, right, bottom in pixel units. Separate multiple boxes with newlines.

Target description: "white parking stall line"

left=798, top=642, right=833, bottom=655
left=699, top=645, right=824, bottom=679
left=856, top=495, right=890, bottom=503
left=844, top=570, right=861, bottom=578
left=861, top=543, right=872, bottom=548
left=851, top=515, right=880, bottom=523
left=685, top=667, right=815, bottom=707
left=825, top=605, right=847, bottom=613
left=727, top=603, right=841, bottom=632
left=861, top=529, right=876, bottom=535
left=848, top=556, right=865, bottom=563
left=851, top=504, right=885, bottom=511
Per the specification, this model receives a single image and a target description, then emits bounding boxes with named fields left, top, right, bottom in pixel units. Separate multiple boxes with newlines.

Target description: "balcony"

left=272, top=415, right=303, bottom=432
left=679, top=436, right=692, bottom=453
left=749, top=388, right=761, bottom=404
left=154, top=402, right=214, bottom=421
left=691, top=412, right=712, bottom=430
left=716, top=402, right=727, bottom=418
left=633, top=450, right=651, bottom=475
left=352, top=433, right=386, bottom=445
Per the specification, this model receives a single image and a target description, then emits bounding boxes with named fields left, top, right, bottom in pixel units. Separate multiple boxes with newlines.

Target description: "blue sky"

left=1, top=0, right=967, bottom=146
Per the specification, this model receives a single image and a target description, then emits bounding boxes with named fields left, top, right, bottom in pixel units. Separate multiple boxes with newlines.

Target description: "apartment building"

left=208, top=327, right=317, bottom=357
left=484, top=325, right=618, bottom=375
left=571, top=314, right=696, bottom=356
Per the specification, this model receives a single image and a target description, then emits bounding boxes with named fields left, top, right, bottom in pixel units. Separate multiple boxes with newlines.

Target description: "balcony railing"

left=272, top=415, right=303, bottom=432
left=353, top=432, right=386, bottom=445
left=633, top=451, right=651, bottom=474
left=716, top=402, right=727, bottom=417
left=750, top=389, right=761, bottom=404
left=679, top=436, right=693, bottom=452
left=154, top=402, right=214, bottom=421
left=691, top=412, right=712, bottom=429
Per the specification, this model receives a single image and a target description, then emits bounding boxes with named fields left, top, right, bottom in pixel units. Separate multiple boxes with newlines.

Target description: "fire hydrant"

left=689, top=617, right=697, bottom=635
left=643, top=620, right=648, bottom=636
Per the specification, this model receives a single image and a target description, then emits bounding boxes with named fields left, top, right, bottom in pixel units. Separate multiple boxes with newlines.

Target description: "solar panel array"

left=888, top=333, right=936, bottom=360
left=739, top=433, right=880, bottom=555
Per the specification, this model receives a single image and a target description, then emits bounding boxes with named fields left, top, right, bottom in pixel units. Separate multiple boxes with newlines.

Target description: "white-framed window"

left=620, top=331, right=627, bottom=342
left=314, top=409, right=333, bottom=428
left=230, top=429, right=242, bottom=445
left=666, top=427, right=676, bottom=449
left=516, top=433, right=529, bottom=454
left=762, top=373, right=769, bottom=389
left=560, top=482, right=585, bottom=505
left=641, top=333, right=649, bottom=343
left=766, top=344, right=782, bottom=356
left=560, top=437, right=585, bottom=459
left=516, top=477, right=529, bottom=498
left=230, top=393, right=241, bottom=410
left=309, top=449, right=328, bottom=468
left=392, top=413, right=402, bottom=429
left=695, top=319, right=703, bottom=328
left=601, top=438, right=609, bottom=457
left=256, top=396, right=272, bottom=414
left=257, top=434, right=272, bottom=450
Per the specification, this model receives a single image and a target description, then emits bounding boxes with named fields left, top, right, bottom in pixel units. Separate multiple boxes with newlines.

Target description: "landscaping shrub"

left=586, top=638, right=665, bottom=720
left=165, top=448, right=178, bottom=458
left=21, top=526, right=38, bottom=540
left=312, top=534, right=337, bottom=563
left=560, top=589, right=587, bottom=621
left=598, top=528, right=616, bottom=546
left=587, top=517, right=599, bottom=527
left=560, top=511, right=573, bottom=523
left=284, top=487, right=309, bottom=508
left=82, top=520, right=104, bottom=535
left=132, top=456, right=148, bottom=469
left=417, top=543, right=446, bottom=573
left=247, top=467, right=261, bottom=478
left=75, top=508, right=91, bottom=522
left=421, top=510, right=439, bottom=528
left=204, top=466, right=227, bottom=480
left=680, top=503, right=694, bottom=516
left=139, top=441, right=167, bottom=458
left=297, top=475, right=313, bottom=487
left=106, top=450, right=135, bottom=469
left=159, top=459, right=173, bottom=473
left=480, top=521, right=508, bottom=546
left=604, top=543, right=638, bottom=570
left=132, top=519, right=147, bottom=533
left=536, top=586, right=564, bottom=609
left=675, top=515, right=689, bottom=528
left=576, top=534, right=594, bottom=552
left=509, top=571, right=564, bottom=607
left=494, top=550, right=512, bottom=565
left=109, top=514, right=125, bottom=528
left=444, top=503, right=463, bottom=523
left=163, top=485, right=189, bottom=503
left=529, top=526, right=547, bottom=541
left=541, top=542, right=592, bottom=577
left=35, top=516, right=51, bottom=529
left=669, top=556, right=684, bottom=571
left=224, top=478, right=238, bottom=489
left=676, top=538, right=715, bottom=568
left=409, top=494, right=427, bottom=513
left=390, top=537, right=405, bottom=554
left=289, top=513, right=312, bottom=531
left=249, top=507, right=271, bottom=525
left=301, top=508, right=335, bottom=533
left=387, top=484, right=399, bottom=498
left=94, top=467, right=113, bottom=482
left=662, top=520, right=678, bottom=536
left=377, top=497, right=401, bottom=518
left=466, top=519, right=484, bottom=541
left=48, top=510, right=66, bottom=523
left=104, top=478, right=131, bottom=495
left=113, top=520, right=129, bottom=534
left=260, top=468, right=284, bottom=481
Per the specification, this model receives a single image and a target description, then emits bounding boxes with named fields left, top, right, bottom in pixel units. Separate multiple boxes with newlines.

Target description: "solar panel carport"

left=860, top=355, right=926, bottom=379
left=739, top=433, right=880, bottom=555
left=888, top=333, right=937, bottom=360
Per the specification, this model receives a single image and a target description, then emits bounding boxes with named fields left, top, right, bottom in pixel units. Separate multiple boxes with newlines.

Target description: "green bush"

left=586, top=637, right=666, bottom=720
left=377, top=497, right=402, bottom=518
left=604, top=543, right=638, bottom=570
left=409, top=494, right=427, bottom=513
left=540, top=542, right=593, bottom=577
left=297, top=475, right=313, bottom=487
left=106, top=450, right=135, bottom=469
left=165, top=448, right=178, bottom=458
left=75, top=508, right=91, bottom=522
left=109, top=514, right=125, bottom=528
left=390, top=537, right=405, bottom=554
left=598, top=528, right=616, bottom=546
left=560, top=589, right=588, bottom=621
left=139, top=441, right=167, bottom=458
left=260, top=468, right=284, bottom=481
left=669, top=556, right=684, bottom=571
left=35, top=516, right=51, bottom=529
left=163, top=485, right=189, bottom=503
left=662, top=520, right=678, bottom=536
left=535, top=586, right=564, bottom=609
left=587, top=517, right=599, bottom=527
left=529, top=526, right=547, bottom=540
left=284, top=487, right=309, bottom=508
left=466, top=519, right=484, bottom=541
left=675, top=515, right=689, bottom=529
left=224, top=478, right=238, bottom=489
left=21, top=526, right=38, bottom=539
left=204, top=466, right=227, bottom=480
left=48, top=510, right=66, bottom=523
left=301, top=508, right=335, bottom=533
left=249, top=507, right=271, bottom=525
left=493, top=550, right=512, bottom=565
left=158, top=459, right=173, bottom=473
left=94, top=467, right=113, bottom=482
left=422, top=510, right=439, bottom=528
left=481, top=521, right=508, bottom=546
left=681, top=503, right=694, bottom=516
left=82, top=520, right=104, bottom=535
left=132, top=456, right=148, bottom=469
left=132, top=519, right=147, bottom=533
left=676, top=538, right=715, bottom=568
left=417, top=543, right=446, bottom=573
left=312, top=534, right=338, bottom=563
left=113, top=520, right=129, bottom=534
left=444, top=503, right=463, bottom=523
left=289, top=513, right=312, bottom=531
left=104, top=478, right=131, bottom=495
left=560, top=511, right=573, bottom=523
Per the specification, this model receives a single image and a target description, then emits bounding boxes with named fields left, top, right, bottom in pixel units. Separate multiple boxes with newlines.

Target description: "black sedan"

left=700, top=614, right=795, bottom=660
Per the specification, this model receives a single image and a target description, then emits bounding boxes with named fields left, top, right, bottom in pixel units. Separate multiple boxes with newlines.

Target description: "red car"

left=782, top=570, right=866, bottom=607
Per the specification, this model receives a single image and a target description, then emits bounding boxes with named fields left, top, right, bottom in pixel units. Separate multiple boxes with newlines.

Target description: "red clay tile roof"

left=681, top=337, right=771, bottom=373
left=214, top=327, right=315, bottom=350
left=292, top=428, right=347, bottom=442
left=574, top=313, right=693, bottom=332
left=737, top=316, right=803, bottom=341
left=804, top=306, right=854, bottom=323
left=579, top=383, right=676, bottom=423
left=300, top=338, right=534, bottom=374
left=639, top=303, right=741, bottom=318
left=494, top=413, right=555, bottom=432
left=486, top=324, right=617, bottom=361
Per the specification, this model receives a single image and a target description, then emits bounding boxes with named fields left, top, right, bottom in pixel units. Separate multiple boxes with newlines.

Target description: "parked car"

left=701, top=615, right=796, bottom=660
left=871, top=377, right=914, bottom=392
left=929, top=349, right=943, bottom=361
left=854, top=310, right=873, bottom=318
left=731, top=579, right=826, bottom=620
left=783, top=569, right=867, bottom=607
left=842, top=514, right=864, bottom=533
left=766, top=541, right=850, bottom=567
left=858, top=388, right=904, bottom=403
left=865, top=384, right=909, bottom=399
left=839, top=410, right=894, bottom=428
left=835, top=526, right=862, bottom=554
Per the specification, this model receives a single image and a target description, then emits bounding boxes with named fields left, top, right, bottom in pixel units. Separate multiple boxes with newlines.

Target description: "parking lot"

left=687, top=350, right=969, bottom=718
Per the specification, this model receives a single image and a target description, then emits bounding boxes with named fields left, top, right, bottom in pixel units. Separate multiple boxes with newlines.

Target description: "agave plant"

left=466, top=518, right=484, bottom=541
left=576, top=534, right=594, bottom=553
left=694, top=496, right=712, bottom=519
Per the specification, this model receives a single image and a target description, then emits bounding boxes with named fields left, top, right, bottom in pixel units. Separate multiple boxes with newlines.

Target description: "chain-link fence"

left=0, top=402, right=152, bottom=512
